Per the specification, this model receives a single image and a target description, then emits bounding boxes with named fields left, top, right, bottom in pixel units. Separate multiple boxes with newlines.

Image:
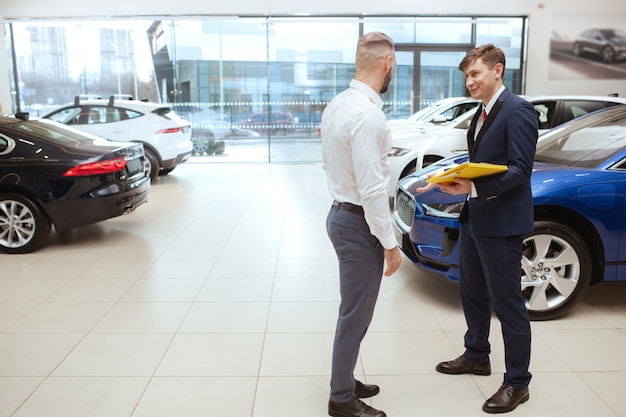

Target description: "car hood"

left=399, top=159, right=613, bottom=206
left=391, top=126, right=465, bottom=148
left=608, top=36, right=626, bottom=46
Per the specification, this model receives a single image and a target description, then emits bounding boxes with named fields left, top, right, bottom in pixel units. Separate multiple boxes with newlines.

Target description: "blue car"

left=393, top=105, right=626, bottom=320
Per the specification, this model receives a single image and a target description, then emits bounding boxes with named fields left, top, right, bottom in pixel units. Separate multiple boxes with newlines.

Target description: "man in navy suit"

left=423, top=44, right=538, bottom=413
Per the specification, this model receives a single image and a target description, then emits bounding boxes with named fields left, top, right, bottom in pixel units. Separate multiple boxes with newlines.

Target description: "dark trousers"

left=459, top=217, right=532, bottom=389
left=326, top=205, right=384, bottom=403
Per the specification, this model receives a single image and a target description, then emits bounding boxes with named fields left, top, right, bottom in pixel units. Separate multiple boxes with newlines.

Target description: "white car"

left=388, top=111, right=474, bottom=199
left=388, top=94, right=626, bottom=199
left=388, top=96, right=479, bottom=128
left=44, top=96, right=193, bottom=180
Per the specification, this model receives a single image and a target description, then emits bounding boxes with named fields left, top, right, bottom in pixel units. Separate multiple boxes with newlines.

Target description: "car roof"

left=536, top=104, right=626, bottom=149
left=0, top=113, right=32, bottom=125
left=429, top=97, right=478, bottom=105
left=59, top=97, right=170, bottom=111
left=524, top=95, right=626, bottom=105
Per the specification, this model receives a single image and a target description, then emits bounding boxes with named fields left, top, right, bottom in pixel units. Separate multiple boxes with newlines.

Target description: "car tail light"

left=63, top=157, right=127, bottom=177
left=156, top=127, right=184, bottom=134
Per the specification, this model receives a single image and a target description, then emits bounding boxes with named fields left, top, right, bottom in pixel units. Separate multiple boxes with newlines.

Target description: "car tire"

left=601, top=45, right=616, bottom=63
left=0, top=193, right=51, bottom=254
left=192, top=130, right=214, bottom=155
left=159, top=167, right=175, bottom=176
left=144, top=147, right=160, bottom=180
left=520, top=220, right=592, bottom=321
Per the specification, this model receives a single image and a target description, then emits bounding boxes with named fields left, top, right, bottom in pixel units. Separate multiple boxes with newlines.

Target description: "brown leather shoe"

left=435, top=355, right=491, bottom=375
left=328, top=397, right=386, bottom=417
left=354, top=380, right=380, bottom=398
left=482, top=384, right=529, bottom=414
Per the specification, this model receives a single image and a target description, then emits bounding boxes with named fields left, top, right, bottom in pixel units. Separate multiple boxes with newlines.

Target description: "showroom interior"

left=2, top=0, right=626, bottom=415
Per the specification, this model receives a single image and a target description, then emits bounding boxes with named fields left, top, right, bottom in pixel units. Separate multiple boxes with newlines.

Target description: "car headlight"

left=422, top=202, right=465, bottom=218
left=388, top=147, right=410, bottom=157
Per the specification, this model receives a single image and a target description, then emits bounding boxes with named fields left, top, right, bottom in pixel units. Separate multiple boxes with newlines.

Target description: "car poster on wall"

left=549, top=12, right=626, bottom=79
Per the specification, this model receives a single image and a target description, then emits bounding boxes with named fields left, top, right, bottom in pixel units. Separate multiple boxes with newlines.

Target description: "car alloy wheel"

left=192, top=138, right=209, bottom=155
left=0, top=194, right=51, bottom=254
left=520, top=220, right=592, bottom=321
left=143, top=147, right=160, bottom=180
left=601, top=45, right=616, bottom=63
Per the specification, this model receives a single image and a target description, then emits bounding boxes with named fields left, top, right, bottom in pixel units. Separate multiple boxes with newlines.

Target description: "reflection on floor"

left=1, top=162, right=626, bottom=417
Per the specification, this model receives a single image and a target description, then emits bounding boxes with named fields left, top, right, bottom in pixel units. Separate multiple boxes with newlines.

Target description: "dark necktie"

left=482, top=109, right=487, bottom=122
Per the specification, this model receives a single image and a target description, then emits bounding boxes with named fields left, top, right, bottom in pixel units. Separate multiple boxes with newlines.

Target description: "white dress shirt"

left=470, top=85, right=506, bottom=197
left=321, top=79, right=396, bottom=250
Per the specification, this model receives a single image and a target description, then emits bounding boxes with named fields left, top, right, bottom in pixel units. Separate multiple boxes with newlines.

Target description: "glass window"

left=562, top=100, right=619, bottom=123
left=6, top=15, right=528, bottom=163
left=0, top=134, right=13, bottom=154
left=536, top=112, right=626, bottom=168
left=363, top=17, right=473, bottom=43
left=47, top=107, right=82, bottom=125
left=532, top=102, right=557, bottom=129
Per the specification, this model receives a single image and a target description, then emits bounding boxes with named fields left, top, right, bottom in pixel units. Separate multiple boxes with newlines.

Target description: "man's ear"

left=381, top=54, right=390, bottom=70
left=494, top=62, right=504, bottom=79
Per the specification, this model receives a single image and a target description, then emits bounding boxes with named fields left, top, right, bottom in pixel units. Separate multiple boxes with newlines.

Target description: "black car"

left=573, top=28, right=626, bottom=63
left=0, top=113, right=150, bottom=254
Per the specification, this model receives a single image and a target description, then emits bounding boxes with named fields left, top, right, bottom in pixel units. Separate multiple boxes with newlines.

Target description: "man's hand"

left=416, top=167, right=444, bottom=193
left=439, top=178, right=472, bottom=195
left=384, top=246, right=402, bottom=276
left=417, top=177, right=473, bottom=195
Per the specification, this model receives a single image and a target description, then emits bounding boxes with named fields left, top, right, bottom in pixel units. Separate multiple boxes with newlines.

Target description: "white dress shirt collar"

left=484, top=85, right=506, bottom=115
left=349, top=79, right=383, bottom=110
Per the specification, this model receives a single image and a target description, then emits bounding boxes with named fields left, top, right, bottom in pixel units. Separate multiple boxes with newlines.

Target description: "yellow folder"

left=426, top=162, right=508, bottom=184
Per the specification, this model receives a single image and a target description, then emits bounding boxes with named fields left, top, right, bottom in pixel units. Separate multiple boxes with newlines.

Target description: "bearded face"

left=380, top=60, right=395, bottom=94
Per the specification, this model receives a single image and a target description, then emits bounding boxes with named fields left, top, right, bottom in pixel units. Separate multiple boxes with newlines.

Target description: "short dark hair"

left=458, top=44, right=506, bottom=72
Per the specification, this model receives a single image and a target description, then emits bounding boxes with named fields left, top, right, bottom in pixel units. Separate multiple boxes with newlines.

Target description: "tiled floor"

left=2, top=162, right=626, bottom=417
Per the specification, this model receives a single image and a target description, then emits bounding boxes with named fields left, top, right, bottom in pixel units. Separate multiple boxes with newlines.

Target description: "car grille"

left=395, top=188, right=416, bottom=228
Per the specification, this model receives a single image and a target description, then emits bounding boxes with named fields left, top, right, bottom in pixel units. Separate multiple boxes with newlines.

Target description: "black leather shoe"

left=482, top=384, right=529, bottom=414
left=328, top=397, right=386, bottom=417
left=435, top=355, right=491, bottom=375
left=355, top=380, right=380, bottom=398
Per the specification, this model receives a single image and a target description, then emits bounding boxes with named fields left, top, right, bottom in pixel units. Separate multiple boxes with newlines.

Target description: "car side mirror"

left=431, top=114, right=448, bottom=124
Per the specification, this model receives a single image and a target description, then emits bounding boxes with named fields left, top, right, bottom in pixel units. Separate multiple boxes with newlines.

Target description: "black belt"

left=332, top=200, right=364, bottom=215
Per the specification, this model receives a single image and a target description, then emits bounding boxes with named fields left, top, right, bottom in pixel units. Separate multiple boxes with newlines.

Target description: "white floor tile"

left=10, top=377, right=150, bottom=417
left=133, top=377, right=257, bottom=417
left=266, top=301, right=338, bottom=333
left=179, top=302, right=270, bottom=333
left=0, top=377, right=44, bottom=417
left=6, top=302, right=113, bottom=333
left=92, top=302, right=191, bottom=333
left=0, top=334, right=83, bottom=376
left=196, top=278, right=274, bottom=302
left=253, top=376, right=330, bottom=417
left=1, top=163, right=625, bottom=417
left=156, top=333, right=264, bottom=376
left=52, top=333, right=174, bottom=376
left=121, top=278, right=205, bottom=302
left=260, top=333, right=333, bottom=376
left=0, top=302, right=38, bottom=332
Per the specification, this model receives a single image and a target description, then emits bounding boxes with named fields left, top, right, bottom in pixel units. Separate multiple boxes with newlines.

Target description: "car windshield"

left=406, top=104, right=443, bottom=122
left=535, top=110, right=626, bottom=168
left=9, top=118, right=103, bottom=144
left=600, top=29, right=626, bottom=39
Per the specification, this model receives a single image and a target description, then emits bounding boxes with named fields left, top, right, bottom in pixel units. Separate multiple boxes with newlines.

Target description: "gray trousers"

left=326, top=204, right=385, bottom=403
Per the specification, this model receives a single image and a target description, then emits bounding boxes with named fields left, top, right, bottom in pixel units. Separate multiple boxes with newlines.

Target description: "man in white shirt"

left=321, top=31, right=402, bottom=417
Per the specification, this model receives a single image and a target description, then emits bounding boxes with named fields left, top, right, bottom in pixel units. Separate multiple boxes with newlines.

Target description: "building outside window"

left=5, top=16, right=527, bottom=163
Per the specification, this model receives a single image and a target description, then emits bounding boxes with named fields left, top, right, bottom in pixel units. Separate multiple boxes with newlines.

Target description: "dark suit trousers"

left=459, top=216, right=532, bottom=389
left=326, top=205, right=384, bottom=402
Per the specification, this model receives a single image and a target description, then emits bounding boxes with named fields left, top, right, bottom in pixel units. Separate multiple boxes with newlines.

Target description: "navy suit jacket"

left=461, top=88, right=538, bottom=236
